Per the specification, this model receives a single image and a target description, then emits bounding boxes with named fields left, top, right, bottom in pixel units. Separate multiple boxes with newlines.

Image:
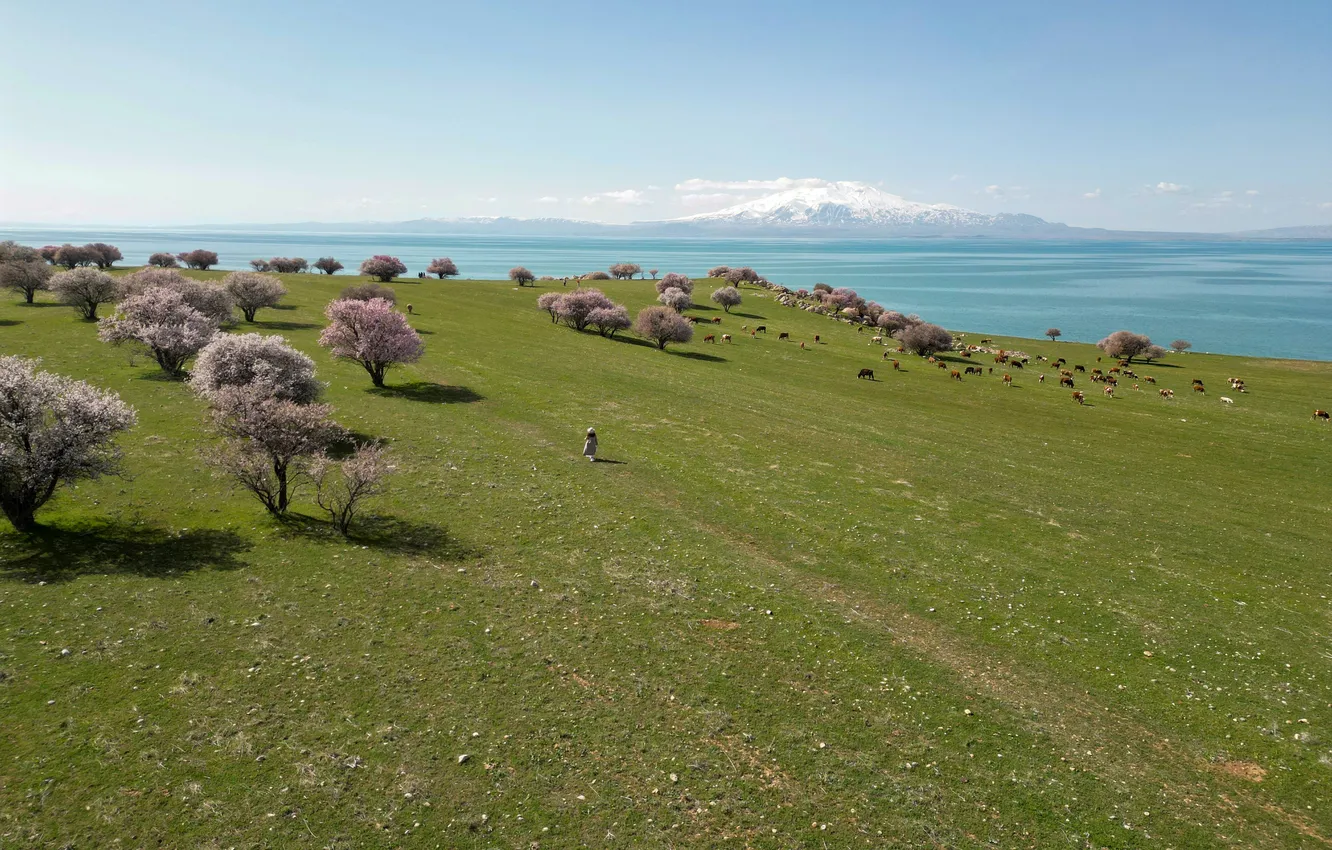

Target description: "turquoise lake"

left=4, top=228, right=1330, bottom=360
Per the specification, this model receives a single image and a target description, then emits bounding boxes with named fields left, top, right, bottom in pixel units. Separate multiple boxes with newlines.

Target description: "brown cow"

left=937, top=360, right=949, bottom=370
left=1315, top=409, right=1330, bottom=420
left=857, top=368, right=875, bottom=380
left=1060, top=375, right=1075, bottom=388
left=1159, top=388, right=1175, bottom=399
left=800, top=341, right=806, bottom=350
left=1072, top=391, right=1085, bottom=405
left=1074, top=365, right=1086, bottom=372
left=711, top=317, right=722, bottom=324
left=1039, top=373, right=1046, bottom=383
left=965, top=366, right=981, bottom=375
left=778, top=332, right=790, bottom=340
left=891, top=359, right=901, bottom=371
left=1103, top=385, right=1115, bottom=397
left=1001, top=373, right=1012, bottom=387
left=950, top=370, right=962, bottom=381
left=722, top=334, right=732, bottom=342
left=814, top=335, right=820, bottom=343
left=1144, top=375, right=1156, bottom=383
left=1011, top=360, right=1023, bottom=369
left=1193, top=384, right=1206, bottom=393
left=755, top=325, right=767, bottom=333
left=406, top=304, right=414, bottom=314
left=703, top=334, right=715, bottom=343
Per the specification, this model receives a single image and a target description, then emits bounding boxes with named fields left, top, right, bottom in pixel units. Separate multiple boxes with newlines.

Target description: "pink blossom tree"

left=310, top=444, right=393, bottom=535
left=609, top=263, right=642, bottom=280
left=706, top=265, right=730, bottom=278
left=314, top=257, right=344, bottom=275
left=54, top=244, right=100, bottom=269
left=0, top=255, right=52, bottom=304
left=318, top=297, right=424, bottom=387
left=648, top=268, right=659, bottom=279
left=537, top=291, right=563, bottom=322
left=554, top=288, right=614, bottom=331
left=509, top=266, right=536, bottom=286
left=268, top=257, right=308, bottom=274
left=634, top=305, right=694, bottom=349
left=724, top=267, right=759, bottom=287
left=1097, top=330, right=1153, bottom=362
left=250, top=259, right=272, bottom=272
left=87, top=243, right=123, bottom=269
left=147, top=252, right=178, bottom=268
left=658, top=287, right=692, bottom=312
left=0, top=356, right=137, bottom=531
left=190, top=333, right=321, bottom=404
left=895, top=322, right=953, bottom=355
left=656, top=273, right=692, bottom=295
left=98, top=287, right=221, bottom=376
left=223, top=271, right=287, bottom=322
left=210, top=387, right=346, bottom=516
left=340, top=282, right=396, bottom=304
left=177, top=249, right=219, bottom=270
left=117, top=268, right=235, bottom=325
left=427, top=257, right=460, bottom=278
left=710, top=286, right=742, bottom=312
left=359, top=255, right=407, bottom=282
left=39, top=246, right=60, bottom=264
left=588, top=305, right=631, bottom=337
left=49, top=268, right=118, bottom=320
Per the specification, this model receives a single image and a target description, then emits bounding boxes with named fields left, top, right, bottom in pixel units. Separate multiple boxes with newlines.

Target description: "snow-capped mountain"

left=658, top=182, right=1067, bottom=235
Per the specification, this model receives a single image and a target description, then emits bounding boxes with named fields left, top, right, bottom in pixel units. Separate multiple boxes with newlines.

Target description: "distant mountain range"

left=169, top=183, right=1329, bottom=240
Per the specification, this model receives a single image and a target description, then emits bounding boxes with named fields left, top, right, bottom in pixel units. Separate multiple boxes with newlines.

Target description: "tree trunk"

left=243, top=308, right=257, bottom=322
left=2, top=502, right=37, bottom=533
left=24, top=290, right=34, bottom=304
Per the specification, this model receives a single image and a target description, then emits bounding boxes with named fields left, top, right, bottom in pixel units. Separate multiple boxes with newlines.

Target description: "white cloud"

left=1245, top=189, right=1260, bottom=196
left=477, top=197, right=498, bottom=203
left=681, top=192, right=742, bottom=207
left=1318, top=201, right=1332, bottom=210
left=674, top=177, right=829, bottom=193
left=646, top=185, right=661, bottom=191
left=1151, top=181, right=1189, bottom=194
left=535, top=196, right=560, bottom=203
left=985, top=184, right=1003, bottom=195
left=985, top=185, right=1030, bottom=200
left=581, top=189, right=650, bottom=206
left=949, top=173, right=966, bottom=181
left=1083, top=188, right=1102, bottom=199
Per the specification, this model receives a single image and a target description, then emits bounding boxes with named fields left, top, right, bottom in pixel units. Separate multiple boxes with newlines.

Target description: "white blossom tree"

left=190, top=333, right=322, bottom=404
left=98, top=287, right=220, bottom=376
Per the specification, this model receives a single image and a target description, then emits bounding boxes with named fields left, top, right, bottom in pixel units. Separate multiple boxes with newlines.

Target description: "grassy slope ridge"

left=1, top=272, right=1330, bottom=848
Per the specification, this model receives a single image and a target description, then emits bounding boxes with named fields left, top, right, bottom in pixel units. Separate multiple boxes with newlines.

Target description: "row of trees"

left=536, top=289, right=694, bottom=349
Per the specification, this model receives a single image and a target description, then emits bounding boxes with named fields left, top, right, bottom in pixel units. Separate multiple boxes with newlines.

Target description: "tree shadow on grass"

left=257, top=320, right=320, bottom=331
left=0, top=522, right=250, bottom=584
left=279, top=514, right=478, bottom=559
left=367, top=382, right=484, bottom=404
left=0, top=319, right=20, bottom=327
left=725, top=310, right=765, bottom=320
left=671, top=350, right=727, bottom=363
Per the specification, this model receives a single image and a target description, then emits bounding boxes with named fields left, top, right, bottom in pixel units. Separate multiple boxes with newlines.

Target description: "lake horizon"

left=5, top=226, right=1330, bottom=361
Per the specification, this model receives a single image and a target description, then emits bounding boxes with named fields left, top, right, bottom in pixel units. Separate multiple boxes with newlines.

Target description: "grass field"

left=2, top=270, right=1331, bottom=848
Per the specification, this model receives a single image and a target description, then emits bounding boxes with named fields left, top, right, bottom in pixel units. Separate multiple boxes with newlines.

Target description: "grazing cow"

left=1072, top=391, right=1085, bottom=405
left=1039, top=373, right=1046, bottom=383
left=1054, top=358, right=1066, bottom=367
left=712, top=317, right=722, bottom=324
left=1315, top=409, right=1330, bottom=420
left=685, top=316, right=701, bottom=324
left=1060, top=375, right=1075, bottom=388
left=1104, top=385, right=1115, bottom=397
left=980, top=338, right=993, bottom=344
left=703, top=334, right=716, bottom=343
left=778, top=332, right=790, bottom=340
left=750, top=329, right=756, bottom=338
left=871, top=335, right=883, bottom=344
left=1132, top=383, right=1139, bottom=391
left=857, top=368, right=875, bottom=380
left=1091, top=368, right=1103, bottom=376
left=406, top=304, right=414, bottom=314
left=892, top=360, right=901, bottom=371
left=965, top=366, right=981, bottom=375
left=961, top=350, right=971, bottom=358
left=755, top=325, right=767, bottom=333
left=927, top=356, right=937, bottom=363
left=857, top=326, right=864, bottom=334
left=1144, top=375, right=1156, bottom=384
left=814, top=335, right=820, bottom=343
left=937, top=361, right=948, bottom=370
left=988, top=367, right=993, bottom=375
left=1108, top=367, right=1120, bottom=374
left=950, top=369, right=962, bottom=381
left=896, top=346, right=906, bottom=353
left=882, top=349, right=891, bottom=360
left=1220, top=396, right=1234, bottom=404
left=1193, top=384, right=1206, bottom=394
left=1011, top=360, right=1023, bottom=369
left=1002, top=373, right=1012, bottom=387
left=1160, top=388, right=1175, bottom=399
left=741, top=325, right=748, bottom=331
left=1059, top=369, right=1073, bottom=377
left=1074, top=365, right=1086, bottom=372
left=800, top=341, right=806, bottom=350
left=722, top=334, right=732, bottom=342
left=994, top=355, right=1008, bottom=364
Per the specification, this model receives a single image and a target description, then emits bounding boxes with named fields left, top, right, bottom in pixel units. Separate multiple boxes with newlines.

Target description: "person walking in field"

left=582, top=428, right=598, bottom=462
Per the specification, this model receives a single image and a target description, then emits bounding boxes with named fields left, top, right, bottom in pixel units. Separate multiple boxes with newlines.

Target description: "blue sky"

left=2, top=0, right=1329, bottom=231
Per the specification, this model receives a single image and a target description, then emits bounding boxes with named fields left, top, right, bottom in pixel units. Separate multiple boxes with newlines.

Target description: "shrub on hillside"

left=49, top=268, right=118, bottom=320
left=580, top=271, right=611, bottom=281
left=268, top=257, right=308, bottom=274
left=318, top=298, right=424, bottom=387
left=117, top=268, right=235, bottom=325
left=587, top=304, right=631, bottom=337
left=812, top=282, right=832, bottom=294
left=706, top=265, right=730, bottom=278
left=148, top=252, right=179, bottom=268
left=1171, top=339, right=1192, bottom=352
left=177, top=249, right=219, bottom=270
left=895, top=321, right=953, bottom=355
left=537, top=291, right=563, bottom=322
left=311, top=444, right=392, bottom=535
left=314, top=257, right=344, bottom=275
left=876, top=311, right=918, bottom=334
left=609, top=263, right=642, bottom=280
left=724, top=267, right=759, bottom=287
left=710, top=286, right=742, bottom=312
left=0, top=253, right=53, bottom=304
left=656, top=273, right=692, bottom=295
left=359, top=255, right=407, bottom=282
left=634, top=305, right=693, bottom=349
left=223, top=271, right=287, bottom=322
left=1141, top=344, right=1168, bottom=363
left=1096, top=330, right=1153, bottom=362
left=648, top=268, right=659, bottom=279
left=0, top=356, right=136, bottom=532
left=98, top=287, right=221, bottom=376
left=39, top=246, right=61, bottom=264
left=190, top=333, right=321, bottom=404
left=554, top=288, right=614, bottom=331
left=53, top=244, right=100, bottom=269
left=250, top=259, right=272, bottom=272
left=427, top=257, right=460, bottom=278
left=1046, top=328, right=1062, bottom=341
left=340, top=282, right=396, bottom=304
left=658, top=287, right=692, bottom=312
left=211, top=387, right=345, bottom=516
left=85, top=243, right=122, bottom=269
left=509, top=266, right=536, bottom=286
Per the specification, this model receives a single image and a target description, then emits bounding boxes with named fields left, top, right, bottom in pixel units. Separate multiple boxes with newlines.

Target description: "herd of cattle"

left=678, top=308, right=1329, bottom=420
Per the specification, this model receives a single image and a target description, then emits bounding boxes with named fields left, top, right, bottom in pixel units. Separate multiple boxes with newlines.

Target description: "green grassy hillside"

left=2, top=272, right=1330, bottom=848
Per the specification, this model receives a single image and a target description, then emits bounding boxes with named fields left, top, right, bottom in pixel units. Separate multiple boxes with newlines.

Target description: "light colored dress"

left=582, top=434, right=598, bottom=459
